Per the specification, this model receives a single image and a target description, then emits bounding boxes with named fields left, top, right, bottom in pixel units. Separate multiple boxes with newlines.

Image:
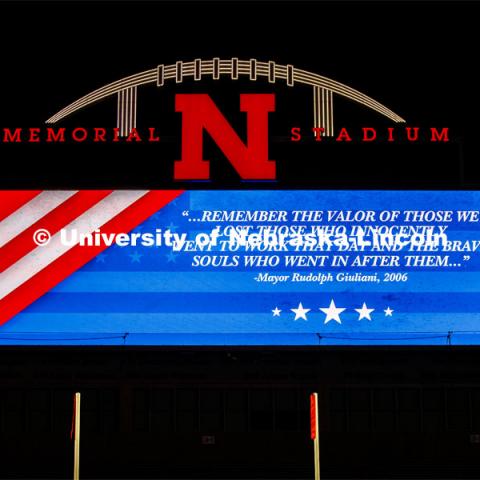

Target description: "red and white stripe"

left=0, top=190, right=183, bottom=326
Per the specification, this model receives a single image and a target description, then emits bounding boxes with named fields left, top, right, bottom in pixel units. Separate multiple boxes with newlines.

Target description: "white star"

left=384, top=307, right=394, bottom=317
left=272, top=307, right=282, bottom=317
left=291, top=302, right=310, bottom=321
left=355, top=302, right=374, bottom=321
left=320, top=299, right=346, bottom=324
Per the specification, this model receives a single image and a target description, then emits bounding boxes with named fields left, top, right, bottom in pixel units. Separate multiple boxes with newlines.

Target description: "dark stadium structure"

left=2, top=348, right=480, bottom=479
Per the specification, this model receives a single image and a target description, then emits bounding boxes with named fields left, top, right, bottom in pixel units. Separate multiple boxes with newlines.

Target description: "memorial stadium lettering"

left=1, top=126, right=448, bottom=144
left=290, top=126, right=449, bottom=143
left=0, top=58, right=450, bottom=181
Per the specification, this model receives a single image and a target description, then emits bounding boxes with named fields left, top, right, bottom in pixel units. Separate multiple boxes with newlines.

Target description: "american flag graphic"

left=0, top=190, right=183, bottom=327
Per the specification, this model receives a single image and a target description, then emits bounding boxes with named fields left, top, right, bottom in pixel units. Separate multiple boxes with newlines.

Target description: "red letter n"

left=175, top=94, right=275, bottom=180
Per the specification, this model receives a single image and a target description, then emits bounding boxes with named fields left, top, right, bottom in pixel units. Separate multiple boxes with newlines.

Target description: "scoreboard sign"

left=0, top=190, right=479, bottom=345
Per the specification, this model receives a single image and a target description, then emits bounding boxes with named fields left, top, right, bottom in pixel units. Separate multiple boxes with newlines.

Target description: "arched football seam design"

left=46, top=58, right=406, bottom=137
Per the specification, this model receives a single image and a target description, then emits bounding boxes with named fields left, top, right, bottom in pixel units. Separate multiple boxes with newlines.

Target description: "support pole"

left=310, top=392, right=320, bottom=480
left=73, top=392, right=81, bottom=480
left=313, top=87, right=334, bottom=137
left=117, top=86, right=137, bottom=137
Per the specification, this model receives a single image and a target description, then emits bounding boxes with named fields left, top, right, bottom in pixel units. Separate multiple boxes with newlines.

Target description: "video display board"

left=1, top=190, right=479, bottom=345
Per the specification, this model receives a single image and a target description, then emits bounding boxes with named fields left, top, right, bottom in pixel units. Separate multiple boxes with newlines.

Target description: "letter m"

left=175, top=94, right=275, bottom=180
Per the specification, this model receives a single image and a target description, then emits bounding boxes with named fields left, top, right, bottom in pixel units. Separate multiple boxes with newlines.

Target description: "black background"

left=0, top=0, right=477, bottom=189
left=1, top=2, right=480, bottom=479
